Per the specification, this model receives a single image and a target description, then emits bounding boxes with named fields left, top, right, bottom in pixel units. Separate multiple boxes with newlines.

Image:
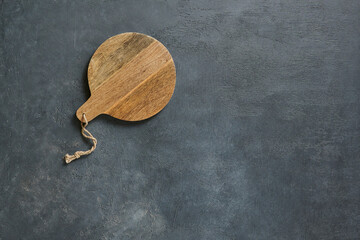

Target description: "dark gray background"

left=1, top=0, right=359, bottom=239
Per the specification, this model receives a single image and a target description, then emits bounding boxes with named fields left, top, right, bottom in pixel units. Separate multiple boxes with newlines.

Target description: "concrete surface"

left=0, top=0, right=359, bottom=239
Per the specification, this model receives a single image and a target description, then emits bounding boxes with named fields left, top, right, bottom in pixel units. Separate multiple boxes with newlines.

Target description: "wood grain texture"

left=76, top=32, right=176, bottom=122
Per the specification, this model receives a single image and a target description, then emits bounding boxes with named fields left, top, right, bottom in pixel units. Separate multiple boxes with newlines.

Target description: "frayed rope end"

left=64, top=153, right=81, bottom=164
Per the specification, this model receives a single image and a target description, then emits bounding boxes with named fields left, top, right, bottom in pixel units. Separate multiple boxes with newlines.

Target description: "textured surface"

left=0, top=0, right=359, bottom=239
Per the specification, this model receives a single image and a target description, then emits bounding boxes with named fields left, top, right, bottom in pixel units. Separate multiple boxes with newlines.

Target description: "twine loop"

left=64, top=113, right=97, bottom=164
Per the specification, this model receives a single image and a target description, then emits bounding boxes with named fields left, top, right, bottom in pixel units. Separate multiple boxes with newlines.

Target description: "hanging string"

left=64, top=113, right=97, bottom=164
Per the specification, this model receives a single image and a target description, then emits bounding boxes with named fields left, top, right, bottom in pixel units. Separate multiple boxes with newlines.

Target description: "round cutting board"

left=76, top=32, right=176, bottom=122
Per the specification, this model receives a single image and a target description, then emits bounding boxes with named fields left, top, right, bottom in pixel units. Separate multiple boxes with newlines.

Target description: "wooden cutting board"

left=76, top=32, right=176, bottom=122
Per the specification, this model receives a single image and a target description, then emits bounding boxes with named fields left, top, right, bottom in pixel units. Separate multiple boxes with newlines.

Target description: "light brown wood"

left=76, top=32, right=176, bottom=122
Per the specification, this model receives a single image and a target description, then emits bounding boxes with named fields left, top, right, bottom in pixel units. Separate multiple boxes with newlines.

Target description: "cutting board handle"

left=76, top=96, right=102, bottom=122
